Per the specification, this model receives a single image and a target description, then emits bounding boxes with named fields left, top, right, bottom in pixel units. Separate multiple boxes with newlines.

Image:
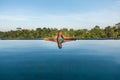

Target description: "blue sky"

left=0, top=0, right=120, bottom=31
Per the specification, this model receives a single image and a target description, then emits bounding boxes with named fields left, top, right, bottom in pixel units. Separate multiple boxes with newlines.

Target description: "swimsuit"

left=57, top=38, right=64, bottom=41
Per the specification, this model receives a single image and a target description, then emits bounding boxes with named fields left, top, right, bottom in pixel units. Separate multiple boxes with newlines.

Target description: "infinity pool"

left=0, top=40, right=120, bottom=80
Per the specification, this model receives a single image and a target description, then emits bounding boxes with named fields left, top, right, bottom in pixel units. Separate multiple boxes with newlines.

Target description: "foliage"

left=0, top=23, right=120, bottom=39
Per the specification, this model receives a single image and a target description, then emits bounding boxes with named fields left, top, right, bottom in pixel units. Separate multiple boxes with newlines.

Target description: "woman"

left=44, top=30, right=75, bottom=49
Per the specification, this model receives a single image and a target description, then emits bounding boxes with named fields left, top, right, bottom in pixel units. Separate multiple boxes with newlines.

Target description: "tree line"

left=0, top=23, right=120, bottom=39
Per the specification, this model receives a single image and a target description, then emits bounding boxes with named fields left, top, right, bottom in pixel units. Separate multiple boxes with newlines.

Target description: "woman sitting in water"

left=44, top=30, right=74, bottom=42
left=44, top=30, right=75, bottom=49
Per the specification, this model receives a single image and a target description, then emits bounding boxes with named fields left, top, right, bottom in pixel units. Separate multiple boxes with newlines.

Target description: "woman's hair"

left=58, top=30, right=62, bottom=33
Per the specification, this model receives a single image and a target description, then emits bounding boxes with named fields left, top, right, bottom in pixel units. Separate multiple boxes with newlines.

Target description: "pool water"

left=0, top=40, right=120, bottom=80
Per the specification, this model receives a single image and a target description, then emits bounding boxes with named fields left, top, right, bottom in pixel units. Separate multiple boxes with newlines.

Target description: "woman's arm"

left=63, top=36, right=75, bottom=40
left=44, top=36, right=57, bottom=42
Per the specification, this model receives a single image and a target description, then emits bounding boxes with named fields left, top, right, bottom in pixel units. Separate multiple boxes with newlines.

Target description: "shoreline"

left=0, top=38, right=120, bottom=40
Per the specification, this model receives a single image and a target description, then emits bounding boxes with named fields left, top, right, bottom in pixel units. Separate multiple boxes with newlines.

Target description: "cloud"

left=116, top=0, right=120, bottom=6
left=31, top=10, right=120, bottom=28
left=0, top=7, right=120, bottom=30
left=0, top=15, right=29, bottom=21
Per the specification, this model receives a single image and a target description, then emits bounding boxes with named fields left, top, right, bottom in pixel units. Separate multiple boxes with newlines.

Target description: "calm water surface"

left=0, top=40, right=120, bottom=80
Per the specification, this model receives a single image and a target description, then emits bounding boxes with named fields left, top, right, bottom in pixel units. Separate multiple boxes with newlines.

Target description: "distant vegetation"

left=0, top=23, right=120, bottom=39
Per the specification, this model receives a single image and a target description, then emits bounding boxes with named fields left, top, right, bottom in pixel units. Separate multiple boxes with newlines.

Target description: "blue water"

left=0, top=40, right=120, bottom=80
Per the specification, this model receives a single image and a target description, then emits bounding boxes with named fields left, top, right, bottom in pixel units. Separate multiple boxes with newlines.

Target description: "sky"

left=0, top=0, right=120, bottom=31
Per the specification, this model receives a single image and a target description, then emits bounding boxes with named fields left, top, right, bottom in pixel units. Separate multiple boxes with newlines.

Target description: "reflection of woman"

left=44, top=30, right=75, bottom=49
left=57, top=39, right=63, bottom=49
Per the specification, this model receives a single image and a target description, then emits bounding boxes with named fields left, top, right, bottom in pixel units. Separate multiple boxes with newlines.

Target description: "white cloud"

left=29, top=10, right=120, bottom=28
left=0, top=15, right=29, bottom=21
left=116, top=0, right=120, bottom=6
left=0, top=7, right=120, bottom=31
